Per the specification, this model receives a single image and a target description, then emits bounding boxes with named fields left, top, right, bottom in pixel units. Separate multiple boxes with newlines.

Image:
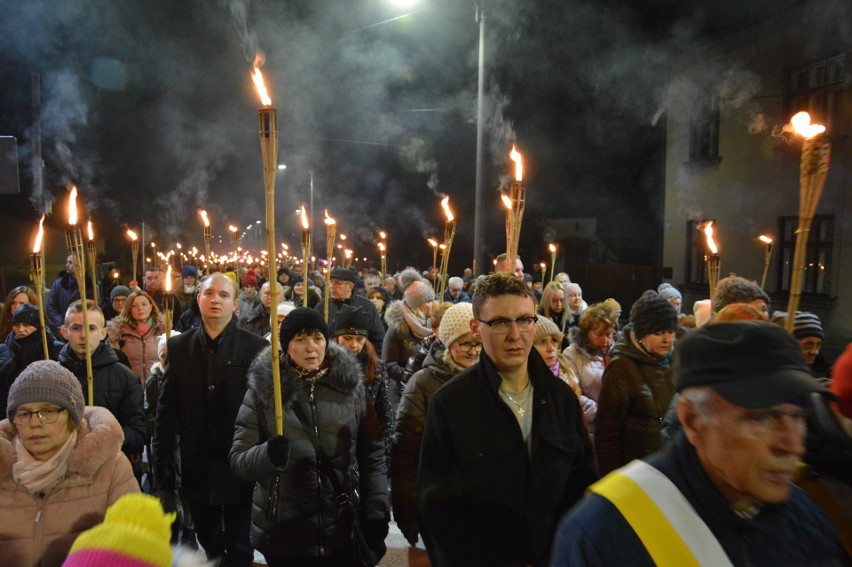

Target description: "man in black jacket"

left=239, top=280, right=282, bottom=337
left=58, top=300, right=146, bottom=460
left=153, top=273, right=266, bottom=566
left=315, top=267, right=384, bottom=356
left=418, top=273, right=597, bottom=566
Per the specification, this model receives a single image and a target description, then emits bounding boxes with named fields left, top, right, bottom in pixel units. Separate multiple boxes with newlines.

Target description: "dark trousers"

left=188, top=500, right=253, bottom=567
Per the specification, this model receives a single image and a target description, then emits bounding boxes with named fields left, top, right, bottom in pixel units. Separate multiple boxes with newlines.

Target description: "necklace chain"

left=499, top=381, right=532, bottom=416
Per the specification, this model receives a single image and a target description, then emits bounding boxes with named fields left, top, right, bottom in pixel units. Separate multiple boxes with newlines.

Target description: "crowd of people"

left=0, top=252, right=849, bottom=566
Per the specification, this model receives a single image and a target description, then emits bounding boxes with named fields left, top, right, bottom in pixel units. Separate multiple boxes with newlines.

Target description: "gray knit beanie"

left=630, top=290, right=678, bottom=339
left=713, top=275, right=770, bottom=312
left=7, top=360, right=85, bottom=427
left=405, top=280, right=436, bottom=310
left=110, top=285, right=132, bottom=302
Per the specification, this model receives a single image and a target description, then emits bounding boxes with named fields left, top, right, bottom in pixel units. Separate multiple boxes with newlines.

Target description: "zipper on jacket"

left=310, top=382, right=327, bottom=556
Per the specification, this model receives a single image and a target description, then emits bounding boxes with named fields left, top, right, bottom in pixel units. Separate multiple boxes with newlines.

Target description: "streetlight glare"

left=389, top=0, right=419, bottom=7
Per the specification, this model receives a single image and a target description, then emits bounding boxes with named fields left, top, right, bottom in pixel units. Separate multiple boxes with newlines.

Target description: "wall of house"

left=661, top=3, right=852, bottom=349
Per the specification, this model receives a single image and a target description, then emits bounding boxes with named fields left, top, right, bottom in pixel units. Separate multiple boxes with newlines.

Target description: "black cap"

left=11, top=304, right=40, bottom=329
left=333, top=304, right=370, bottom=337
left=330, top=267, right=357, bottom=284
left=630, top=290, right=678, bottom=339
left=674, top=321, right=835, bottom=409
left=279, top=307, right=329, bottom=351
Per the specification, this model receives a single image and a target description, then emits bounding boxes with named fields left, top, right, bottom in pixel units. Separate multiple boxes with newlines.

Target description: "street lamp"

left=473, top=0, right=486, bottom=275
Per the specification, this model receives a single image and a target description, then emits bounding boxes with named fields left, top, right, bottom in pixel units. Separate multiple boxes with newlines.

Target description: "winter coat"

left=174, top=300, right=202, bottom=333
left=46, top=272, right=79, bottom=330
left=594, top=325, right=673, bottom=476
left=287, top=286, right=322, bottom=309
left=0, top=328, right=61, bottom=414
left=229, top=343, right=390, bottom=559
left=58, top=342, right=147, bottom=456
left=0, top=406, right=139, bottom=567
left=391, top=340, right=456, bottom=542
left=551, top=434, right=845, bottom=566
left=418, top=348, right=598, bottom=567
left=239, top=303, right=271, bottom=338
left=152, top=319, right=267, bottom=504
left=317, top=292, right=384, bottom=356
left=174, top=284, right=197, bottom=314
left=238, top=289, right=261, bottom=319
left=108, top=319, right=163, bottom=383
left=354, top=348, right=395, bottom=472
left=382, top=300, right=428, bottom=409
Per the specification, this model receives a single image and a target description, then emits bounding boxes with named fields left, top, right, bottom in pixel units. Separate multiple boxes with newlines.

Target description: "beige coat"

left=0, top=406, right=139, bottom=567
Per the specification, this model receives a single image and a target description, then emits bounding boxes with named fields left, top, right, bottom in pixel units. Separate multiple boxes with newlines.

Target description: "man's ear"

left=470, top=318, right=480, bottom=338
left=677, top=396, right=704, bottom=446
left=60, top=325, right=68, bottom=340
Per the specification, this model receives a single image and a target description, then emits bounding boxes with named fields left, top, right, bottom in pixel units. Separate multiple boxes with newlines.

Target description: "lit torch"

left=344, top=248, right=353, bottom=269
left=427, top=238, right=439, bottom=273
left=163, top=264, right=174, bottom=339
left=199, top=210, right=211, bottom=273
left=703, top=221, right=721, bottom=301
left=378, top=230, right=388, bottom=276
left=758, top=235, right=774, bottom=291
left=507, top=146, right=526, bottom=272
left=300, top=205, right=311, bottom=290
left=87, top=221, right=99, bottom=306
left=548, top=243, right=557, bottom=283
left=252, top=51, right=283, bottom=435
left=323, top=210, right=336, bottom=322
left=127, top=229, right=139, bottom=287
left=438, top=196, right=456, bottom=300
left=784, top=112, right=830, bottom=331
left=229, top=225, right=241, bottom=281
left=65, top=187, right=94, bottom=406
left=30, top=215, right=50, bottom=359
left=502, top=194, right=513, bottom=262
left=540, top=262, right=546, bottom=287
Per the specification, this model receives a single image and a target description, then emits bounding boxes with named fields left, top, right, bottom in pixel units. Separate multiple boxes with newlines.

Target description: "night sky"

left=0, top=0, right=799, bottom=280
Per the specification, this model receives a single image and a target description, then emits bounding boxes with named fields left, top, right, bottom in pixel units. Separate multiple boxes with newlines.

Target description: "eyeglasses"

left=476, top=315, right=538, bottom=334
left=449, top=288, right=462, bottom=294
left=13, top=407, right=66, bottom=426
left=456, top=341, right=482, bottom=352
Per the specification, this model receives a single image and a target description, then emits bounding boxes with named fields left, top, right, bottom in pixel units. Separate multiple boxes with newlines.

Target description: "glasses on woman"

left=12, top=407, right=66, bottom=426
left=476, top=315, right=538, bottom=334
left=456, top=341, right=482, bottom=352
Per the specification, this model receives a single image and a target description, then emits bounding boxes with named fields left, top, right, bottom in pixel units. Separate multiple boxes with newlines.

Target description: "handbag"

left=291, top=401, right=380, bottom=567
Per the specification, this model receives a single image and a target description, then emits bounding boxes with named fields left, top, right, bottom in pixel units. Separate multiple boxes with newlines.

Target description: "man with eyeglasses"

left=315, top=267, right=385, bottom=356
left=418, top=273, right=597, bottom=566
left=441, top=276, right=471, bottom=304
left=551, top=322, right=844, bottom=566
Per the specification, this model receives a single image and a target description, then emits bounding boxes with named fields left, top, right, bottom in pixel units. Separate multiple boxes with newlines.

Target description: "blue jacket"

left=551, top=434, right=846, bottom=566
left=46, top=272, right=79, bottom=330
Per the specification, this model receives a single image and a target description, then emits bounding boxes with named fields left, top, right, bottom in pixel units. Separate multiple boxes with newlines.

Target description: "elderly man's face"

left=679, top=392, right=807, bottom=509
left=330, top=278, right=354, bottom=300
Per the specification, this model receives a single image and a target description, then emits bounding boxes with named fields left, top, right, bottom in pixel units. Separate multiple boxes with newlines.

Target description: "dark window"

left=788, top=54, right=847, bottom=135
left=689, top=96, right=720, bottom=162
left=776, top=215, right=834, bottom=295
left=685, top=219, right=716, bottom=286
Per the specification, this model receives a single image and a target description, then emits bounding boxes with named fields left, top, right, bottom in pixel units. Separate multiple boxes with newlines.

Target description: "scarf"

left=402, top=301, right=433, bottom=339
left=13, top=429, right=78, bottom=495
left=441, top=349, right=468, bottom=374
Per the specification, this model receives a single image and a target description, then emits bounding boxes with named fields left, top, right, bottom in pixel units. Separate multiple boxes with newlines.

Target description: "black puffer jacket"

left=230, top=343, right=390, bottom=559
left=0, top=328, right=61, bottom=414
left=391, top=340, right=456, bottom=543
left=58, top=341, right=146, bottom=455
left=594, top=324, right=673, bottom=476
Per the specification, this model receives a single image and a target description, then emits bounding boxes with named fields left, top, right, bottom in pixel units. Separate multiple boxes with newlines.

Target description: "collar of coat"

left=0, top=406, right=125, bottom=486
left=248, top=342, right=364, bottom=410
left=476, top=345, right=554, bottom=394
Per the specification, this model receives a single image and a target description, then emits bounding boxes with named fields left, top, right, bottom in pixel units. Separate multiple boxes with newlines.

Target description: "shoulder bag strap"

left=590, top=459, right=733, bottom=567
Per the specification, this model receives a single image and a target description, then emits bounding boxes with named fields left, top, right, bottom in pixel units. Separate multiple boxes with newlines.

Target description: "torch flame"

left=439, top=244, right=446, bottom=250
left=758, top=234, right=774, bottom=245
left=703, top=222, right=718, bottom=254
left=324, top=209, right=336, bottom=226
left=427, top=238, right=438, bottom=248
left=228, top=225, right=238, bottom=233
left=441, top=196, right=454, bottom=222
left=509, top=145, right=523, bottom=181
left=787, top=111, right=825, bottom=139
left=68, top=186, right=78, bottom=226
left=345, top=249, right=353, bottom=258
left=548, top=243, right=556, bottom=253
left=199, top=210, right=210, bottom=227
left=379, top=230, right=386, bottom=239
left=501, top=194, right=512, bottom=210
left=127, top=229, right=138, bottom=241
left=251, top=53, right=272, bottom=107
left=33, top=215, right=45, bottom=253
left=378, top=242, right=385, bottom=252
left=540, top=262, right=546, bottom=269
left=87, top=221, right=94, bottom=241
left=300, top=206, right=309, bottom=229
left=165, top=265, right=172, bottom=292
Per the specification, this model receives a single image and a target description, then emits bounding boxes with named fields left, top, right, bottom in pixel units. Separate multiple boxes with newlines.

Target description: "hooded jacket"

left=382, top=299, right=426, bottom=387
left=229, top=343, right=389, bottom=558
left=108, top=318, right=163, bottom=382
left=563, top=326, right=613, bottom=403
left=0, top=406, right=139, bottom=567
left=391, top=340, right=457, bottom=541
left=594, top=324, right=673, bottom=476
left=58, top=342, right=146, bottom=456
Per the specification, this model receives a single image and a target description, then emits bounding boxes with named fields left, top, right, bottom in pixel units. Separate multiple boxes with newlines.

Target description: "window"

left=788, top=54, right=847, bottom=135
left=684, top=219, right=715, bottom=286
left=688, top=96, right=720, bottom=162
left=776, top=215, right=834, bottom=295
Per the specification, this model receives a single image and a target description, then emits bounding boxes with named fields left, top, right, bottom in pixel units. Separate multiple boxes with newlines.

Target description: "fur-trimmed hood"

left=384, top=299, right=409, bottom=335
left=0, top=406, right=125, bottom=485
left=248, top=342, right=364, bottom=411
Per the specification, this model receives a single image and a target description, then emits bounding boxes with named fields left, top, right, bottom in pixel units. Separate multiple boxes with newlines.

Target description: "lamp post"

left=473, top=0, right=486, bottom=275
